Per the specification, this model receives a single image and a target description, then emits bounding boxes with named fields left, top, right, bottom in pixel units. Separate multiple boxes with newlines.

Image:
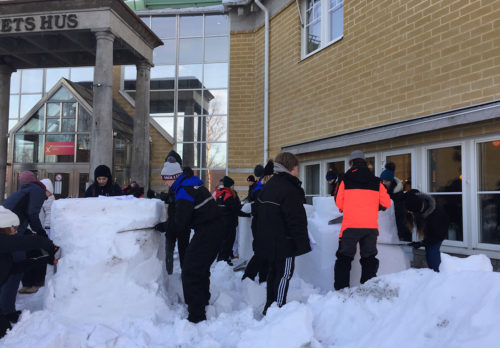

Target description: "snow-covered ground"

left=2, top=197, right=500, bottom=347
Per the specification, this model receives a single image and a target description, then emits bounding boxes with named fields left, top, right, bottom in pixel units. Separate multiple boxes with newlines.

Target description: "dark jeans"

left=425, top=241, right=442, bottom=272
left=264, top=256, right=295, bottom=314
left=334, top=228, right=379, bottom=290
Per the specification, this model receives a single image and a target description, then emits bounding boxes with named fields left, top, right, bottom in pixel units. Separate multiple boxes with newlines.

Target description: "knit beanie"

left=94, top=165, right=112, bottom=182
left=40, top=178, right=54, bottom=194
left=19, top=170, right=36, bottom=186
left=263, top=160, right=274, bottom=176
left=349, top=150, right=365, bottom=162
left=161, top=150, right=183, bottom=180
left=0, top=206, right=19, bottom=228
left=380, top=169, right=394, bottom=182
left=247, top=175, right=256, bottom=183
left=326, top=168, right=337, bottom=181
left=254, top=164, right=264, bottom=178
left=404, top=189, right=423, bottom=212
left=222, top=175, right=234, bottom=188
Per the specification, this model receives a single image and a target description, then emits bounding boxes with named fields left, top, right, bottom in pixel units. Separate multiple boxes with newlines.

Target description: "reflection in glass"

left=178, top=64, right=203, bottom=89
left=153, top=40, right=176, bottom=65
left=327, top=160, right=345, bottom=193
left=150, top=91, right=174, bottom=114
left=8, top=120, right=18, bottom=131
left=151, top=65, right=176, bottom=80
left=79, top=173, right=89, bottom=197
left=61, top=119, right=75, bottom=132
left=178, top=90, right=203, bottom=116
left=152, top=16, right=176, bottom=38
left=47, top=103, right=60, bottom=117
left=46, top=68, right=70, bottom=92
left=205, top=143, right=226, bottom=169
left=306, top=0, right=321, bottom=54
left=202, top=116, right=227, bottom=142
left=180, top=16, right=203, bottom=37
left=431, top=194, right=463, bottom=241
left=21, top=69, right=43, bottom=93
left=76, top=133, right=90, bottom=161
left=479, top=194, right=500, bottom=244
left=200, top=169, right=226, bottom=193
left=177, top=143, right=199, bottom=168
left=20, top=94, right=42, bottom=117
left=176, top=117, right=199, bottom=142
left=14, top=134, right=43, bottom=163
left=70, top=67, right=94, bottom=83
left=429, top=146, right=462, bottom=192
left=204, top=63, right=228, bottom=89
left=365, top=157, right=375, bottom=174
left=45, top=134, right=75, bottom=163
left=329, top=0, right=344, bottom=41
left=46, top=119, right=60, bottom=133
left=78, top=106, right=91, bottom=132
left=205, top=15, right=229, bottom=36
left=18, top=107, right=44, bottom=133
left=386, top=153, right=412, bottom=191
left=9, top=95, right=19, bottom=119
left=179, top=38, right=203, bottom=64
left=62, top=103, right=77, bottom=118
left=50, top=87, right=75, bottom=101
left=204, top=37, right=229, bottom=63
left=206, top=89, right=227, bottom=115
left=10, top=71, right=20, bottom=93
left=478, top=141, right=500, bottom=191
left=152, top=117, right=174, bottom=136
left=124, top=65, right=136, bottom=81
left=305, top=164, right=320, bottom=195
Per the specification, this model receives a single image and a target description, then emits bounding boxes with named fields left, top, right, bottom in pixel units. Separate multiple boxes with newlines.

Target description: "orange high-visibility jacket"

left=335, top=166, right=391, bottom=237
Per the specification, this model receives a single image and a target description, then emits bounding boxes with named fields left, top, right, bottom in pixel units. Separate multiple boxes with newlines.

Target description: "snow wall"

left=46, top=197, right=167, bottom=322
left=238, top=196, right=411, bottom=291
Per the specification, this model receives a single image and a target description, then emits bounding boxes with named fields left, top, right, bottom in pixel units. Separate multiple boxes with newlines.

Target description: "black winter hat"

left=165, top=150, right=182, bottom=165
left=385, top=162, right=396, bottom=172
left=264, top=160, right=274, bottom=176
left=404, top=189, right=423, bottom=212
left=247, top=175, right=256, bottom=183
left=326, top=168, right=337, bottom=181
left=94, top=164, right=112, bottom=181
left=222, top=175, right=234, bottom=187
left=254, top=164, right=264, bottom=178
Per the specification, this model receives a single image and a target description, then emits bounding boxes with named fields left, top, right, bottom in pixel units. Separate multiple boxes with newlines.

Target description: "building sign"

left=45, top=142, right=75, bottom=156
left=0, top=14, right=78, bottom=33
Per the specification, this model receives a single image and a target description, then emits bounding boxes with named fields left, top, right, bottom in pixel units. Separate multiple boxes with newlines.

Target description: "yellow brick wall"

left=229, top=0, right=500, bottom=162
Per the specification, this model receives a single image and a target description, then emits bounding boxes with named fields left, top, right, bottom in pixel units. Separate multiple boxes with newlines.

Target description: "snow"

left=2, top=197, right=500, bottom=347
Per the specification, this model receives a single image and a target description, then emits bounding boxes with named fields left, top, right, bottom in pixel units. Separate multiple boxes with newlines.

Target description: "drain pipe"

left=254, top=0, right=269, bottom=164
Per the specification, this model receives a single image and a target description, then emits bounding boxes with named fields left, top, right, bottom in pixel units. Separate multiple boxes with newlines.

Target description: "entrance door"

left=46, top=169, right=89, bottom=198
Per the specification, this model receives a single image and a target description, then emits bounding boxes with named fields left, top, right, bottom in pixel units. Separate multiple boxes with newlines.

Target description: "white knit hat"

left=40, top=178, right=54, bottom=194
left=161, top=151, right=183, bottom=180
left=0, top=206, right=20, bottom=228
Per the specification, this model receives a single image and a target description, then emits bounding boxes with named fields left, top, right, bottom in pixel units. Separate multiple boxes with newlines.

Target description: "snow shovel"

left=328, top=216, right=343, bottom=225
left=39, top=246, right=62, bottom=273
left=377, top=241, right=410, bottom=246
left=116, top=226, right=156, bottom=233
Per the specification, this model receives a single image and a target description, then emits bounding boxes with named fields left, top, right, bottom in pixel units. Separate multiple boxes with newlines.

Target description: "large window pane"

left=203, top=116, right=227, bottom=142
left=386, top=153, right=412, bottom=191
left=61, top=118, right=75, bottom=132
left=20, top=94, right=42, bottom=117
left=177, top=143, right=199, bottom=168
left=204, top=37, right=229, bottom=63
left=179, top=64, right=203, bottom=89
left=429, top=146, right=462, bottom=192
left=76, top=134, right=90, bottom=162
left=180, top=16, right=203, bottom=37
left=50, top=87, right=74, bottom=101
left=366, top=156, right=375, bottom=174
left=18, top=107, right=44, bottom=133
left=176, top=117, right=199, bottom=142
left=179, top=38, right=203, bottom=64
left=14, top=134, right=43, bottom=163
left=45, top=134, right=75, bottom=163
left=204, top=63, right=228, bottom=89
left=329, top=0, right=344, bottom=41
left=70, top=67, right=94, bottom=83
left=46, top=103, right=60, bottom=117
left=46, top=118, right=60, bottom=133
left=206, top=89, right=227, bottom=115
left=152, top=65, right=176, bottom=80
left=62, top=102, right=76, bottom=118
left=478, top=141, right=500, bottom=191
left=305, top=164, right=320, bottom=204
left=152, top=16, right=176, bottom=38
left=10, top=71, right=20, bottom=93
left=21, top=70, right=43, bottom=93
left=153, top=40, right=176, bottom=65
left=431, top=194, right=463, bottom=242
left=150, top=91, right=174, bottom=115
left=479, top=194, right=500, bottom=245
left=152, top=117, right=174, bottom=136
left=205, top=142, right=226, bottom=169
left=205, top=15, right=228, bottom=36
left=178, top=90, right=202, bottom=116
left=9, top=95, right=19, bottom=119
left=78, top=105, right=91, bottom=132
left=327, top=160, right=345, bottom=194
left=46, top=68, right=69, bottom=92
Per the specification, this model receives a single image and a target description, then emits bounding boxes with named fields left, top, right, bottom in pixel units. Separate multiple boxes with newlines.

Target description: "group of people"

left=0, top=148, right=450, bottom=332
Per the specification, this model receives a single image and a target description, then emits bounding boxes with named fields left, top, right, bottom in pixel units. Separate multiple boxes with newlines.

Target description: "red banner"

left=44, top=142, right=75, bottom=156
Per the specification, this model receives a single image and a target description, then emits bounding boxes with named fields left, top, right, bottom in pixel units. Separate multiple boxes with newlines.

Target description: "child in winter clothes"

left=85, top=165, right=122, bottom=197
left=404, top=189, right=449, bottom=272
left=0, top=206, right=55, bottom=338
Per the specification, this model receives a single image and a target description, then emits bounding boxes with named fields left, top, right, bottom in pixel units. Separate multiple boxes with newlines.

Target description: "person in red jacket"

left=334, top=150, right=391, bottom=290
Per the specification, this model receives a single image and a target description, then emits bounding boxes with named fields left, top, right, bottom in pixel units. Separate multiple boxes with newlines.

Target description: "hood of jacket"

left=171, top=173, right=204, bottom=192
left=345, top=165, right=373, bottom=184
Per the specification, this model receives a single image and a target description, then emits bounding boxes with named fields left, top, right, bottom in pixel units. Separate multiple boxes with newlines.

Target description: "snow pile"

left=440, top=253, right=493, bottom=272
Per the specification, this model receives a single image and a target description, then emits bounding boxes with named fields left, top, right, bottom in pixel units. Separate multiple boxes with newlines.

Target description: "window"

left=386, top=153, right=412, bottom=191
left=326, top=160, right=345, bottom=195
left=303, top=0, right=344, bottom=56
left=304, top=163, right=320, bottom=204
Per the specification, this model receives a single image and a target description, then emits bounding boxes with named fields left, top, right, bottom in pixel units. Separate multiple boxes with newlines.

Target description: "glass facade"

left=124, top=13, right=229, bottom=192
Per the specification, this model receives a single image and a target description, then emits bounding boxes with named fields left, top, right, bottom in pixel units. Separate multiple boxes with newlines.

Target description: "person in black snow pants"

left=1, top=172, right=54, bottom=325
left=169, top=166, right=223, bottom=323
left=380, top=162, right=412, bottom=241
left=85, top=165, right=122, bottom=197
left=215, top=176, right=247, bottom=266
left=404, top=189, right=449, bottom=272
left=257, top=152, right=311, bottom=315
left=0, top=206, right=55, bottom=338
left=151, top=150, right=192, bottom=274
left=242, top=162, right=273, bottom=282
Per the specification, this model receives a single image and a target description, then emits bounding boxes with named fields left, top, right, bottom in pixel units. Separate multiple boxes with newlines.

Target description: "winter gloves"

left=408, top=241, right=423, bottom=249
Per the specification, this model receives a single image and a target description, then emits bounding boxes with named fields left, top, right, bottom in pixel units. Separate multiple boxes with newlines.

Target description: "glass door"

left=47, top=172, right=71, bottom=199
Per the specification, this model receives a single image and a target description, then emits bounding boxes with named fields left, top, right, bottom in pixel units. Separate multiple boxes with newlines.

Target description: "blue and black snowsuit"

left=171, top=170, right=223, bottom=323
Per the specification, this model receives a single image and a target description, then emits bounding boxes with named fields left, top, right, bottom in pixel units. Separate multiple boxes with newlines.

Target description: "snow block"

left=440, top=253, right=493, bottom=272
left=45, top=197, right=167, bottom=322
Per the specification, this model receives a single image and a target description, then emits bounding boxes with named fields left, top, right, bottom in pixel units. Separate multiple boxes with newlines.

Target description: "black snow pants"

left=334, top=228, right=379, bottom=290
left=165, top=224, right=191, bottom=274
left=181, top=220, right=223, bottom=322
left=264, top=256, right=295, bottom=315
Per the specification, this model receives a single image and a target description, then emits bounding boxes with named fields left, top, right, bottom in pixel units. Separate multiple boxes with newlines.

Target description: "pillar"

left=90, top=31, right=115, bottom=180
left=131, top=60, right=151, bottom=190
left=0, top=65, right=14, bottom=203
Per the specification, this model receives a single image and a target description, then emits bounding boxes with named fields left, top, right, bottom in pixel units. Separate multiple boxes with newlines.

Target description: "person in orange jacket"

left=334, top=150, right=391, bottom=290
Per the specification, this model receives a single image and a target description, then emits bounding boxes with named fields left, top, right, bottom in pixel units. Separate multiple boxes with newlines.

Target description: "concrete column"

left=0, top=65, right=14, bottom=203
left=90, top=31, right=115, bottom=180
left=131, top=60, right=151, bottom=190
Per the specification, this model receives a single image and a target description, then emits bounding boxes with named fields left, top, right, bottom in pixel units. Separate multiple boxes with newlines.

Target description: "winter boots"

left=18, top=286, right=41, bottom=294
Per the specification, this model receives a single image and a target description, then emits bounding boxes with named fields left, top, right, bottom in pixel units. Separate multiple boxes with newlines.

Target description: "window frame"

left=300, top=160, right=322, bottom=205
